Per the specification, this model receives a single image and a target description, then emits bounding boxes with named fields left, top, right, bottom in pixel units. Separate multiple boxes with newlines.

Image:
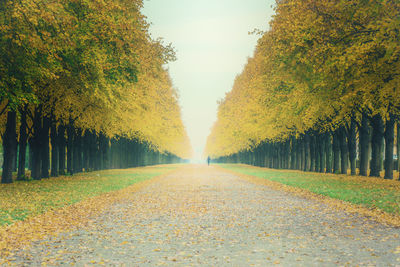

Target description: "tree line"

left=205, top=0, right=400, bottom=179
left=0, top=0, right=192, bottom=183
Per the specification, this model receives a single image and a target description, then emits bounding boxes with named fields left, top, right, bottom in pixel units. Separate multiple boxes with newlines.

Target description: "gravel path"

left=7, top=165, right=400, bottom=266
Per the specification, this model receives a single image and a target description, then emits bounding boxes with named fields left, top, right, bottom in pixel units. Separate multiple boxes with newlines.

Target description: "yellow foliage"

left=205, top=0, right=400, bottom=158
left=0, top=0, right=191, bottom=159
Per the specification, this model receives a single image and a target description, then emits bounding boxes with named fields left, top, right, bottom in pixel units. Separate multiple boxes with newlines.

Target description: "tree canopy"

left=205, top=0, right=400, bottom=160
left=0, top=0, right=192, bottom=159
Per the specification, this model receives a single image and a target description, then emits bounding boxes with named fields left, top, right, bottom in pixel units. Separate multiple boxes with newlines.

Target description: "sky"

left=142, top=0, right=275, bottom=160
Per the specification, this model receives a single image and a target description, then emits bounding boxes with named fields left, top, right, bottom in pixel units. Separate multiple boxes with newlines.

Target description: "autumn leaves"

left=205, top=0, right=400, bottom=179
left=0, top=0, right=191, bottom=183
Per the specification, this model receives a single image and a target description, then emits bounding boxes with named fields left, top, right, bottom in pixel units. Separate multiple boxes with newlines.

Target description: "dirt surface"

left=5, top=165, right=400, bottom=266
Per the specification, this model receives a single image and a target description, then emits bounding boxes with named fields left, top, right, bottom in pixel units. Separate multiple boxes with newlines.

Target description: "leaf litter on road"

left=2, top=165, right=400, bottom=266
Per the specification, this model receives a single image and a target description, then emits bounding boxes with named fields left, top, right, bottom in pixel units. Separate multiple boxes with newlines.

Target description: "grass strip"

left=219, top=164, right=400, bottom=217
left=0, top=165, right=179, bottom=226
left=0, top=165, right=181, bottom=261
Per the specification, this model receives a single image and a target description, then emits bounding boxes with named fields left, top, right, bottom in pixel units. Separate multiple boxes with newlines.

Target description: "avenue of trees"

left=205, top=0, right=400, bottom=179
left=0, top=0, right=192, bottom=183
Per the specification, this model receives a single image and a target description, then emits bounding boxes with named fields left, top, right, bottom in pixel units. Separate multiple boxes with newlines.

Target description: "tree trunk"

left=277, top=143, right=282, bottom=169
left=303, top=135, right=308, bottom=171
left=310, top=135, right=316, bottom=172
left=359, top=113, right=370, bottom=176
left=281, top=142, right=285, bottom=169
left=300, top=138, right=305, bottom=171
left=83, top=131, right=90, bottom=171
left=290, top=137, right=296, bottom=169
left=50, top=122, right=58, bottom=177
left=370, top=114, right=384, bottom=177
left=332, top=130, right=340, bottom=174
left=120, top=138, right=125, bottom=168
left=134, top=140, right=140, bottom=167
left=260, top=144, right=265, bottom=167
left=73, top=128, right=82, bottom=173
left=253, top=147, right=258, bottom=167
left=31, top=108, right=42, bottom=180
left=325, top=133, right=332, bottom=173
left=2, top=111, right=17, bottom=183
left=315, top=135, right=320, bottom=172
left=17, top=107, right=28, bottom=180
left=348, top=119, right=357, bottom=175
left=384, top=115, right=395, bottom=179
left=28, top=138, right=33, bottom=171
left=94, top=134, right=101, bottom=171
left=58, top=125, right=66, bottom=175
left=101, top=134, right=109, bottom=170
left=89, top=131, right=96, bottom=170
left=339, top=127, right=349, bottom=175
left=319, top=134, right=325, bottom=173
left=272, top=146, right=276, bottom=169
left=285, top=141, right=291, bottom=169
left=380, top=139, right=385, bottom=172
left=270, top=144, right=275, bottom=169
left=296, top=139, right=301, bottom=170
left=67, top=123, right=74, bottom=175
left=40, top=116, right=50, bottom=179
left=13, top=141, right=18, bottom=172
left=397, top=122, right=400, bottom=180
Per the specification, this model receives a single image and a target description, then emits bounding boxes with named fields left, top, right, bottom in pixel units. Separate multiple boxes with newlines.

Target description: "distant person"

left=207, top=156, right=210, bottom=166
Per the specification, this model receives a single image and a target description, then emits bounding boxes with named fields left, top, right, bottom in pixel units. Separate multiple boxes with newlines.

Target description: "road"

left=5, top=165, right=400, bottom=266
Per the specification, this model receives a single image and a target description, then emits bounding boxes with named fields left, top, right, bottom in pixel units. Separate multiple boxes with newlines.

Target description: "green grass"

left=220, top=164, right=400, bottom=216
left=0, top=165, right=179, bottom=226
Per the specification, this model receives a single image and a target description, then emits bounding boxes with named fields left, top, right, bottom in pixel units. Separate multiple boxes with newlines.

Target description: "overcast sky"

left=142, top=0, right=275, bottom=160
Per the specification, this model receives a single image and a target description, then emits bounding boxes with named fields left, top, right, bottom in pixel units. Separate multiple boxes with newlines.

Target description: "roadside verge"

left=217, top=164, right=400, bottom=228
left=0, top=165, right=180, bottom=261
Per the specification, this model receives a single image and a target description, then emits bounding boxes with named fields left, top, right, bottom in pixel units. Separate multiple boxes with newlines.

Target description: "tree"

left=206, top=0, right=400, bottom=180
